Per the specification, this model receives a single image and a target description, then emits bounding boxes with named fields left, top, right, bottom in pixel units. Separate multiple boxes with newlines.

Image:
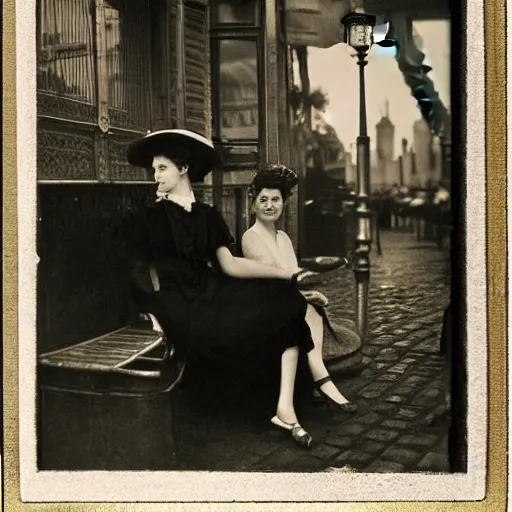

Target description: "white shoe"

left=270, top=416, right=312, bottom=449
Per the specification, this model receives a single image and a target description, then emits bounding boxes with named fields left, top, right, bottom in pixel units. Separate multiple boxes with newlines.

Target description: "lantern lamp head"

left=341, top=11, right=377, bottom=53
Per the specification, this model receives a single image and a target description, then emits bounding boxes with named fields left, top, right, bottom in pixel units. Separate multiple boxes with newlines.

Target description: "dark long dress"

left=123, top=199, right=314, bottom=375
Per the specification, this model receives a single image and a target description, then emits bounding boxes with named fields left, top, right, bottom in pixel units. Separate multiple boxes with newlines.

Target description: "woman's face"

left=152, top=155, right=186, bottom=194
left=253, top=187, right=284, bottom=224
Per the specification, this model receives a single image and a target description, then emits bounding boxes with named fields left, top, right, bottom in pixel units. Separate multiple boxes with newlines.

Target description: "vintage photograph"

left=32, top=0, right=462, bottom=477
left=9, top=0, right=499, bottom=502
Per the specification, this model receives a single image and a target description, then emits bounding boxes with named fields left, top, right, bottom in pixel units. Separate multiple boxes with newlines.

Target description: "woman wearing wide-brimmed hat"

left=242, top=164, right=358, bottom=415
left=123, top=129, right=323, bottom=448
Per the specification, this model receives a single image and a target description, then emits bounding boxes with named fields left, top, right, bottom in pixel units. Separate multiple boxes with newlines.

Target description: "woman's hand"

left=302, top=290, right=329, bottom=307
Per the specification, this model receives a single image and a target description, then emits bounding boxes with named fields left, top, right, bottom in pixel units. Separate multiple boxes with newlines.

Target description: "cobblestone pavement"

left=173, top=230, right=452, bottom=473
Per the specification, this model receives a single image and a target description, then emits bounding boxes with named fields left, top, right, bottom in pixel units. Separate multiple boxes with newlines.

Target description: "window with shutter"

left=183, top=2, right=209, bottom=134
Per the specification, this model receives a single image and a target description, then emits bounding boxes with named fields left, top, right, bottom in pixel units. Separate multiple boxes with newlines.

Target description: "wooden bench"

left=38, top=324, right=185, bottom=470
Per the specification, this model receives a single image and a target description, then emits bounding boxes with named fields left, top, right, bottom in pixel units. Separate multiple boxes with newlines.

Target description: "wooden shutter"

left=183, top=2, right=209, bottom=134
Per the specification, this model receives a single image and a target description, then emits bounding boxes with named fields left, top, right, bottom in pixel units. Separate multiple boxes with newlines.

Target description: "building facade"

left=36, top=0, right=297, bottom=353
left=375, top=110, right=396, bottom=188
left=412, top=117, right=442, bottom=186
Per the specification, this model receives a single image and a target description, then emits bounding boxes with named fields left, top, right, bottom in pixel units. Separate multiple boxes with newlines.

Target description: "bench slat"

left=39, top=327, right=165, bottom=371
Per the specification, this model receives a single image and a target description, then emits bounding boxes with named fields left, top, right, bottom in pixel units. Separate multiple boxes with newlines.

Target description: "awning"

left=285, top=0, right=450, bottom=136
left=285, top=0, right=449, bottom=48
left=388, top=14, right=450, bottom=135
left=285, top=0, right=351, bottom=48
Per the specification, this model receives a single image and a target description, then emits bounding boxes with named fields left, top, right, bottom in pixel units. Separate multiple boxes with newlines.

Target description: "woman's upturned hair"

left=249, top=164, right=299, bottom=202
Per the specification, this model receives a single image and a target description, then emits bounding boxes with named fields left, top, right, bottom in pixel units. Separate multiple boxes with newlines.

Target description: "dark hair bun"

left=250, top=164, right=298, bottom=201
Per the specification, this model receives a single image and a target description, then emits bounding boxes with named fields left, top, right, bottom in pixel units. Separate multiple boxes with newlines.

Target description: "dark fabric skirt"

left=132, top=273, right=315, bottom=402
left=132, top=272, right=314, bottom=366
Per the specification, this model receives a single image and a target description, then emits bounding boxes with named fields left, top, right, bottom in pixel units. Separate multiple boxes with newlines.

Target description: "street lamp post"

left=341, top=11, right=376, bottom=342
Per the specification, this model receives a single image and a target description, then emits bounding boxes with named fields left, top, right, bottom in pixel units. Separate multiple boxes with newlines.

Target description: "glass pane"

left=219, top=39, right=258, bottom=140
left=105, top=0, right=151, bottom=129
left=214, top=0, right=257, bottom=25
left=38, top=0, right=96, bottom=103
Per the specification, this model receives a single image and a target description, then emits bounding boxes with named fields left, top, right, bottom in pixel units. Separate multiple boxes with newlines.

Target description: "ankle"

left=313, top=374, right=331, bottom=385
left=318, top=381, right=349, bottom=405
left=276, top=406, right=298, bottom=425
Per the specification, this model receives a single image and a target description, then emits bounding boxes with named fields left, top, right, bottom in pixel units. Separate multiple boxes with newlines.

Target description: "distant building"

left=412, top=117, right=442, bottom=186
left=397, top=138, right=418, bottom=188
left=413, top=118, right=430, bottom=184
left=376, top=99, right=395, bottom=162
left=374, top=99, right=397, bottom=188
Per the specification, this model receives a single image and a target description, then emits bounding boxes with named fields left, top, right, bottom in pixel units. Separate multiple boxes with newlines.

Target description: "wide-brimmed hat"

left=127, top=129, right=220, bottom=182
left=250, top=164, right=299, bottom=201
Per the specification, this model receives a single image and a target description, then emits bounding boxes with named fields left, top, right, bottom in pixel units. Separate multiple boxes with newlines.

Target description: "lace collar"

left=156, top=191, right=196, bottom=212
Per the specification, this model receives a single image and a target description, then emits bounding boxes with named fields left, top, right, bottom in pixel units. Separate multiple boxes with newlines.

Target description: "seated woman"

left=122, top=129, right=326, bottom=449
left=242, top=164, right=357, bottom=413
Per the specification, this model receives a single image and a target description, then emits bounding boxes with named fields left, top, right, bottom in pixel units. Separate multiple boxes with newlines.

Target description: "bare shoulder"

left=241, top=227, right=259, bottom=244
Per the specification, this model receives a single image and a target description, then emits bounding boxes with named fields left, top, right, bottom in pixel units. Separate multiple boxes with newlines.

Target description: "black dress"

left=123, top=199, right=314, bottom=373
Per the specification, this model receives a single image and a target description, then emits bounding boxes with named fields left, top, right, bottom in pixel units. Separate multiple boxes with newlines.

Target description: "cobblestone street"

left=173, top=230, right=452, bottom=473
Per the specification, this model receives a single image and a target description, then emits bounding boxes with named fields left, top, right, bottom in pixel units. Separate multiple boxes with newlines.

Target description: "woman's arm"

left=216, top=246, right=294, bottom=280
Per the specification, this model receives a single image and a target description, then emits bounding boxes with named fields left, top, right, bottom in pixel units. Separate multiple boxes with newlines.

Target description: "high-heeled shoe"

left=271, top=416, right=312, bottom=449
left=313, top=376, right=358, bottom=413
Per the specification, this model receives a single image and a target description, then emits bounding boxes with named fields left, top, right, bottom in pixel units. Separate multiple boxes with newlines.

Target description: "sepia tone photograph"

left=12, top=0, right=495, bottom=504
left=34, top=0, right=457, bottom=472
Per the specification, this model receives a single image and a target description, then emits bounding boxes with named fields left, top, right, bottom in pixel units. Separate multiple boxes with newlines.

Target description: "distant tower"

left=376, top=98, right=395, bottom=162
left=398, top=138, right=408, bottom=187
left=401, top=137, right=408, bottom=154
left=375, top=98, right=395, bottom=187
